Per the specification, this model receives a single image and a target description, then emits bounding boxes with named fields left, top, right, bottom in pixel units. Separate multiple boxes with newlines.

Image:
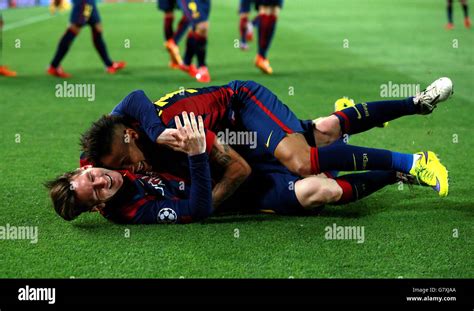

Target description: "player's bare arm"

left=209, top=138, right=251, bottom=208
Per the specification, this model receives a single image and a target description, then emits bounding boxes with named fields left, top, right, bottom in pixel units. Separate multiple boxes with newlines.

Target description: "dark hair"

left=44, top=170, right=89, bottom=221
left=80, top=115, right=128, bottom=166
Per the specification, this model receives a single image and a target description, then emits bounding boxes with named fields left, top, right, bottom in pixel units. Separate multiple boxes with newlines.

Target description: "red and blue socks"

left=240, top=15, right=249, bottom=44
left=258, top=13, right=277, bottom=58
left=333, top=98, right=417, bottom=135
left=183, top=30, right=207, bottom=67
left=164, top=14, right=174, bottom=41
left=92, top=28, right=113, bottom=67
left=310, top=144, right=418, bottom=175
left=173, top=15, right=189, bottom=44
left=183, top=31, right=197, bottom=66
left=447, top=0, right=454, bottom=23
left=51, top=27, right=78, bottom=68
left=333, top=171, right=398, bottom=204
left=195, top=32, right=207, bottom=68
left=462, top=1, right=469, bottom=18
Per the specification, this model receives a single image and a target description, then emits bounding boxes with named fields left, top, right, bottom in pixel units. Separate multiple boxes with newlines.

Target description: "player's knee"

left=313, top=183, right=342, bottom=206
left=69, top=24, right=82, bottom=34
left=286, top=157, right=311, bottom=177
left=195, top=22, right=208, bottom=37
left=324, top=180, right=343, bottom=203
left=92, top=23, right=103, bottom=33
left=314, top=116, right=341, bottom=145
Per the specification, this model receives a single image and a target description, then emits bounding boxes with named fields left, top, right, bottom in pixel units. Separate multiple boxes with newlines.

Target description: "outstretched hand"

left=172, top=112, right=206, bottom=156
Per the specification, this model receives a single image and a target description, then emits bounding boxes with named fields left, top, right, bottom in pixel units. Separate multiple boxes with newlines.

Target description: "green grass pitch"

left=0, top=0, right=473, bottom=278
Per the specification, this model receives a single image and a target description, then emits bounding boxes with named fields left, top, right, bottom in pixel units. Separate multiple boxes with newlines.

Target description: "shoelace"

left=417, top=166, right=435, bottom=184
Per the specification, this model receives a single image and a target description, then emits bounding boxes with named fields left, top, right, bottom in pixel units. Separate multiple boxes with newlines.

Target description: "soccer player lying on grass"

left=92, top=78, right=452, bottom=198
left=47, top=112, right=213, bottom=223
left=47, top=113, right=424, bottom=224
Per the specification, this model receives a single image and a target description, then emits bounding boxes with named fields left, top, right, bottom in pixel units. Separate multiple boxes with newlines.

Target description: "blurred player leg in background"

left=238, top=0, right=255, bottom=51
left=255, top=0, right=282, bottom=74
left=178, top=0, right=211, bottom=83
left=48, top=0, right=125, bottom=78
left=0, top=12, right=17, bottom=77
left=460, top=0, right=471, bottom=28
left=159, top=0, right=189, bottom=69
left=446, top=0, right=471, bottom=29
left=447, top=0, right=455, bottom=29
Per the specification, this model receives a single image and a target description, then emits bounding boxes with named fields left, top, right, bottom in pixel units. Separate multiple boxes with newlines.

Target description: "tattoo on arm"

left=210, top=143, right=232, bottom=167
left=210, top=142, right=249, bottom=208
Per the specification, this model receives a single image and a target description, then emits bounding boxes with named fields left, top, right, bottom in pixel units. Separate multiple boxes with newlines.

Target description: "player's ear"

left=124, top=128, right=139, bottom=141
left=90, top=203, right=105, bottom=212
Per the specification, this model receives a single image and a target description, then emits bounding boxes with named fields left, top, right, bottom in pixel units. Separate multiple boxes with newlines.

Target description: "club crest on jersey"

left=157, top=208, right=177, bottom=224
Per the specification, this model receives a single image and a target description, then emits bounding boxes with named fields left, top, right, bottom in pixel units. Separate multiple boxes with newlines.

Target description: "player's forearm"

left=212, top=161, right=250, bottom=208
left=188, top=153, right=213, bottom=219
left=111, top=90, right=166, bottom=141
left=209, top=139, right=251, bottom=208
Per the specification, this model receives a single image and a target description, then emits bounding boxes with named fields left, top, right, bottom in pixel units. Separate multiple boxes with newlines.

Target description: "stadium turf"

left=0, top=0, right=472, bottom=278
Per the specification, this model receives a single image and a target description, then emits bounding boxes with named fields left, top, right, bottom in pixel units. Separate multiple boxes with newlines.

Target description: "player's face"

left=72, top=167, right=124, bottom=209
left=100, top=128, right=149, bottom=173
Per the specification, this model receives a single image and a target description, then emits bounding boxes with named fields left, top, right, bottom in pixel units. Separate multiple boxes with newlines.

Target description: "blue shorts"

left=178, top=0, right=211, bottom=25
left=226, top=80, right=315, bottom=163
left=256, top=0, right=283, bottom=8
left=239, top=0, right=256, bottom=13
left=70, top=0, right=101, bottom=26
left=224, top=162, right=307, bottom=215
left=158, top=0, right=177, bottom=11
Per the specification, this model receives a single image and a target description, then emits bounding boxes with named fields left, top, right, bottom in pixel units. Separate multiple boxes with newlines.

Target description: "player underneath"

left=88, top=78, right=452, bottom=197
left=47, top=112, right=214, bottom=224
left=446, top=0, right=471, bottom=29
left=254, top=0, right=282, bottom=74
left=176, top=0, right=212, bottom=83
left=0, top=12, right=16, bottom=77
left=47, top=113, right=426, bottom=225
left=158, top=0, right=190, bottom=69
left=47, top=0, right=126, bottom=78
left=238, top=0, right=259, bottom=51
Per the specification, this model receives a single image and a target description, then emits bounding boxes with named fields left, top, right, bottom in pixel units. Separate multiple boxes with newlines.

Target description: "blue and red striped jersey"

left=100, top=153, right=213, bottom=224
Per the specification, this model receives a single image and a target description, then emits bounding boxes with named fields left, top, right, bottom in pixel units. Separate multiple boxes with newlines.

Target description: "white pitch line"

left=3, top=13, right=55, bottom=32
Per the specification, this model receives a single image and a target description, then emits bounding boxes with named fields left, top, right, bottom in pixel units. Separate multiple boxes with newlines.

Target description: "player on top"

left=158, top=0, right=190, bottom=69
left=83, top=78, right=453, bottom=198
left=175, top=0, right=212, bottom=83
left=0, top=12, right=17, bottom=77
left=254, top=0, right=282, bottom=74
left=446, top=0, right=471, bottom=29
left=47, top=0, right=126, bottom=78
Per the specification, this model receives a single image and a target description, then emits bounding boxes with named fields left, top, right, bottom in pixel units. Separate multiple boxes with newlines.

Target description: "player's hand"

left=156, top=128, right=184, bottom=150
left=174, top=112, right=206, bottom=156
